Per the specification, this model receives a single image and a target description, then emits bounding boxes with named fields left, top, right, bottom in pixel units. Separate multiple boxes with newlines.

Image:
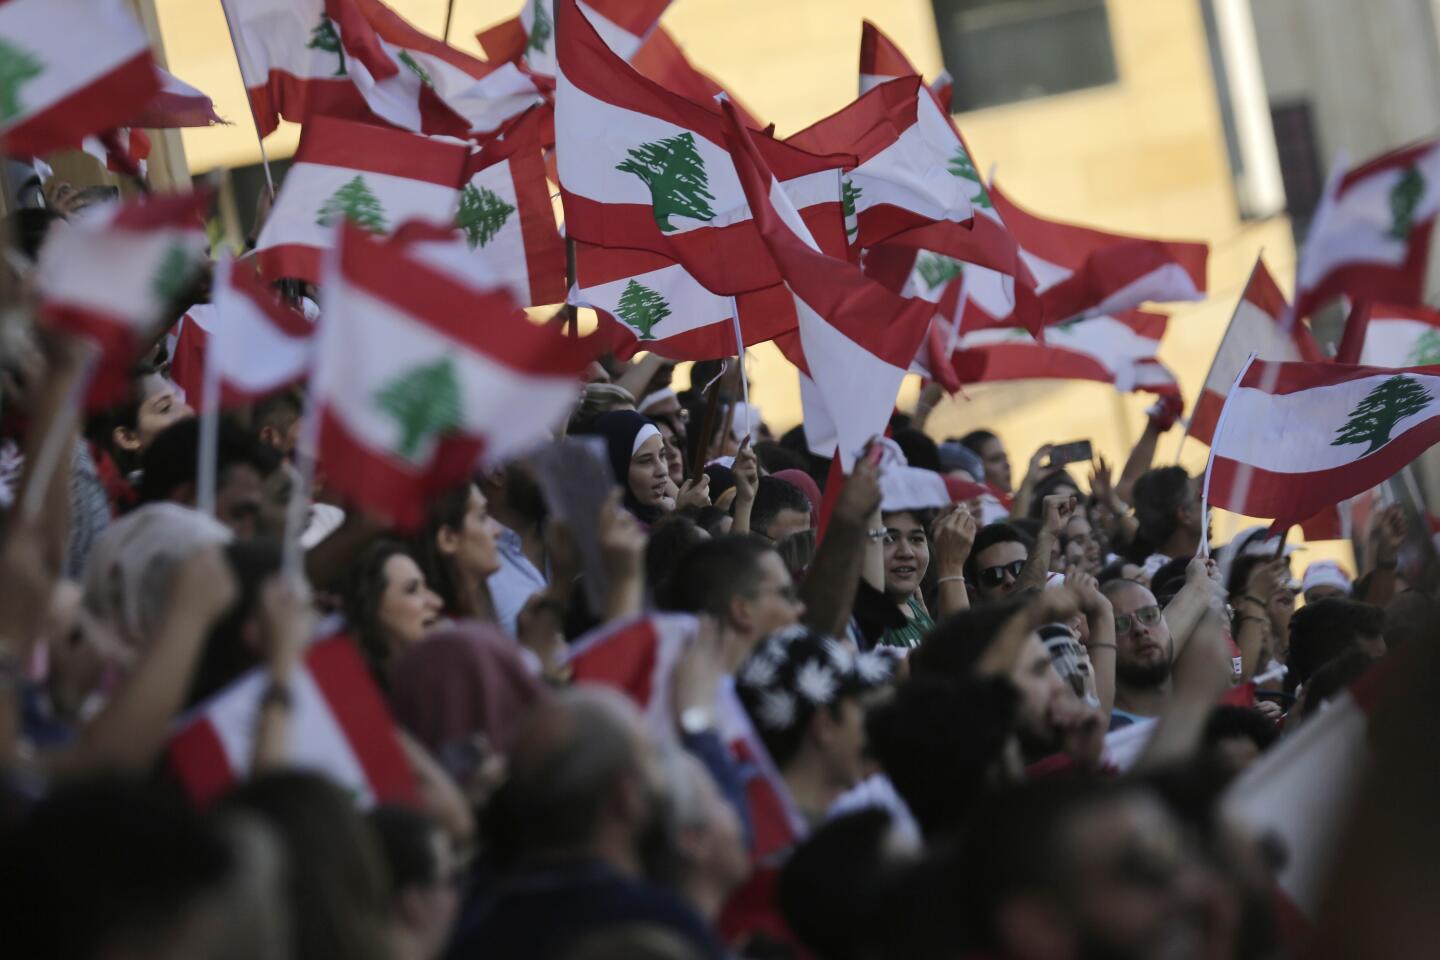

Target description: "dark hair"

left=867, top=675, right=1018, bottom=838
left=1299, top=648, right=1375, bottom=717
left=753, top=441, right=808, bottom=476
left=1203, top=705, right=1279, bottom=753
left=893, top=428, right=942, bottom=473
left=964, top=522, right=1031, bottom=584
left=346, top=539, right=421, bottom=676
left=224, top=772, right=392, bottom=960
left=5, top=207, right=64, bottom=262
left=910, top=593, right=1033, bottom=680
left=691, top=505, right=732, bottom=538
left=1287, top=598, right=1385, bottom=694
left=645, top=514, right=706, bottom=608
left=958, top=430, right=999, bottom=456
left=368, top=806, right=443, bottom=900
left=751, top=476, right=812, bottom=540
left=1130, top=466, right=1190, bottom=558
left=777, top=424, right=833, bottom=490
left=84, top=363, right=162, bottom=476
left=186, top=538, right=285, bottom=708
left=659, top=535, right=774, bottom=621
left=1027, top=471, right=1082, bottom=520
left=0, top=778, right=233, bottom=960
left=413, top=481, right=474, bottom=616
left=1096, top=559, right=1131, bottom=585
left=1150, top=556, right=1191, bottom=606
left=138, top=415, right=278, bottom=505
left=251, top=387, right=303, bottom=440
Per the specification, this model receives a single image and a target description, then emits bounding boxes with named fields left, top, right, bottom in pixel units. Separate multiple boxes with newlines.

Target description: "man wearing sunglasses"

left=965, top=523, right=1031, bottom=603
left=1103, top=579, right=1175, bottom=728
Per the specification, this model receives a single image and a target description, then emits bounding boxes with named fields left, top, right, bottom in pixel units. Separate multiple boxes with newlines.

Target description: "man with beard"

left=1103, top=579, right=1177, bottom=728
left=450, top=688, right=725, bottom=960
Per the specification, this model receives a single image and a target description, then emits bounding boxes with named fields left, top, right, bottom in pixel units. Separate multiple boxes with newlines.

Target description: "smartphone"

left=1046, top=440, right=1093, bottom=469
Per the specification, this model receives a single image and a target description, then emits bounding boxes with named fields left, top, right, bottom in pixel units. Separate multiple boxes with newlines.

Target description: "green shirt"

left=880, top=597, right=935, bottom=649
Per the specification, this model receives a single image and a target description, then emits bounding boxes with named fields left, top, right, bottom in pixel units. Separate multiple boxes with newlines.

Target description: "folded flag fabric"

left=951, top=310, right=1180, bottom=398
left=133, top=67, right=224, bottom=129
left=1293, top=141, right=1440, bottom=323
left=570, top=242, right=798, bottom=360
left=478, top=0, right=671, bottom=80
left=724, top=100, right=934, bottom=469
left=858, top=18, right=952, bottom=106
left=36, top=192, right=209, bottom=409
left=313, top=223, right=591, bottom=529
left=1335, top=301, right=1440, bottom=367
left=631, top=25, right=764, bottom=130
left=169, top=259, right=315, bottom=412
left=0, top=0, right=160, bottom=159
left=168, top=635, right=419, bottom=808
left=1190, top=258, right=1324, bottom=446
left=1204, top=357, right=1440, bottom=530
left=555, top=0, right=852, bottom=296
left=254, top=115, right=468, bottom=285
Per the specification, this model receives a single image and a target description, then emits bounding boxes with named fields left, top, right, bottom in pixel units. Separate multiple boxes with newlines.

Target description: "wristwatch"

left=680, top=707, right=713, bottom=736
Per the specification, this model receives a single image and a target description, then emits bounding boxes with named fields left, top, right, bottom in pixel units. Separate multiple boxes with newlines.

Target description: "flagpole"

left=216, top=0, right=276, bottom=198
left=442, top=0, right=456, bottom=43
left=196, top=334, right=221, bottom=518
left=728, top=296, right=752, bottom=440
left=1197, top=352, right=1258, bottom=558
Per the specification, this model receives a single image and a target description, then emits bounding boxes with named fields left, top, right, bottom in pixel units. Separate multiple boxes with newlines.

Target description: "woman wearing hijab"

left=577, top=410, right=709, bottom=524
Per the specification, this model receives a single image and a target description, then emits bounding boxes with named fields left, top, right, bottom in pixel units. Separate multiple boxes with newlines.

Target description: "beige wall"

left=154, top=0, right=1347, bottom=561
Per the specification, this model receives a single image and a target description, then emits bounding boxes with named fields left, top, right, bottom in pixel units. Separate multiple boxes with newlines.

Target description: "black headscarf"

left=577, top=410, right=664, bottom=524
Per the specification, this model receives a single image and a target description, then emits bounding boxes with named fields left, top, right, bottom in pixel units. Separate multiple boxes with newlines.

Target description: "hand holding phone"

left=1046, top=440, right=1093, bottom=470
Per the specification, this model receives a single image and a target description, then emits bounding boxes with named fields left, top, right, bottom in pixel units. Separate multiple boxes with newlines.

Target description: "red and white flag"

left=0, top=0, right=160, bottom=159
left=1222, top=661, right=1391, bottom=938
left=312, top=223, right=591, bottom=529
left=1293, top=141, right=1440, bottom=323
left=1335, top=301, right=1440, bottom=367
left=36, top=192, right=209, bottom=408
left=1190, top=258, right=1324, bottom=446
left=555, top=0, right=852, bottom=296
left=253, top=115, right=468, bottom=285
left=570, top=243, right=797, bottom=361
left=950, top=310, right=1180, bottom=398
left=478, top=0, right=670, bottom=80
left=725, top=101, right=934, bottom=469
left=631, top=26, right=764, bottom=130
left=170, top=260, right=314, bottom=412
left=1204, top=357, right=1440, bottom=530
left=787, top=75, right=974, bottom=253
left=168, top=636, right=420, bottom=808
left=133, top=67, right=224, bottom=129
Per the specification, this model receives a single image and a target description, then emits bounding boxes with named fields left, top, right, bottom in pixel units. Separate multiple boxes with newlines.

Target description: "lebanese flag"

left=950, top=310, right=1180, bottom=398
left=1204, top=358, right=1440, bottom=530
left=0, top=0, right=160, bottom=160
left=631, top=26, right=764, bottom=130
left=1293, top=141, right=1440, bottom=323
left=571, top=243, right=798, bottom=360
left=857, top=19, right=953, bottom=125
left=724, top=101, right=934, bottom=469
left=478, top=0, right=670, bottom=80
left=1222, top=660, right=1392, bottom=940
left=253, top=116, right=468, bottom=285
left=1335, top=301, right=1440, bottom=367
left=167, top=635, right=420, bottom=809
left=169, top=259, right=315, bottom=412
left=567, top=614, right=806, bottom=862
left=555, top=0, right=853, bottom=296
left=132, top=67, right=224, bottom=128
left=313, top=223, right=591, bottom=530
left=1190, top=258, right=1324, bottom=446
left=36, top=191, right=209, bottom=409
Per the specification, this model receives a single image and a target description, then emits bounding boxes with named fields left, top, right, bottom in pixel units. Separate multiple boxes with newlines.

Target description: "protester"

left=346, top=540, right=444, bottom=678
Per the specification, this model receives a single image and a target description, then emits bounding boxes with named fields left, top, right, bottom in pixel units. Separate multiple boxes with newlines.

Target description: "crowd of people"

left=1, top=181, right=1438, bottom=960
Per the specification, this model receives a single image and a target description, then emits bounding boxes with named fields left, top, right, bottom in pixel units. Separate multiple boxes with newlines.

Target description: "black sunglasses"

left=978, top=559, right=1025, bottom=587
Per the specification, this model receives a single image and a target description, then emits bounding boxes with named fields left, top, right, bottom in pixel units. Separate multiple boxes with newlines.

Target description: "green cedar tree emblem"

left=398, top=51, right=433, bottom=87
left=947, top=146, right=993, bottom=209
left=306, top=15, right=347, bottom=77
left=455, top=183, right=516, bottom=250
left=527, top=0, right=553, bottom=54
left=1405, top=328, right=1440, bottom=366
left=615, top=279, right=671, bottom=340
left=150, top=243, right=196, bottom=305
left=842, top=178, right=862, bottom=242
left=616, top=132, right=717, bottom=233
left=1389, top=166, right=1424, bottom=240
left=316, top=175, right=388, bottom=233
left=1331, top=374, right=1434, bottom=455
left=375, top=356, right=464, bottom=460
left=0, top=37, right=43, bottom=124
left=915, top=253, right=962, bottom=291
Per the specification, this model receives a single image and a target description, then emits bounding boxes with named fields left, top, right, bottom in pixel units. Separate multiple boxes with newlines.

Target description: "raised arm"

left=799, top=458, right=881, bottom=640
left=930, top=505, right=977, bottom=617
left=1016, top=494, right=1073, bottom=592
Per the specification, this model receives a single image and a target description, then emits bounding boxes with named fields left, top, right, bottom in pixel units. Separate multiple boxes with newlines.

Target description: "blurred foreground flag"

left=1335, top=301, right=1440, bottom=366
left=312, top=224, right=591, bottom=529
left=133, top=67, right=224, bottom=129
left=478, top=0, right=670, bottom=79
left=1294, top=141, right=1440, bottom=323
left=0, top=0, right=159, bottom=158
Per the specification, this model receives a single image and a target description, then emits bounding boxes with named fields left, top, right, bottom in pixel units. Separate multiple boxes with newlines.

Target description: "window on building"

left=930, top=0, right=1119, bottom=112
left=1269, top=102, right=1324, bottom=241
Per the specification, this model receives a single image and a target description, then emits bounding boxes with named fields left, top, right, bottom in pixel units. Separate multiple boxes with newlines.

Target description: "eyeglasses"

left=978, top=559, right=1025, bottom=587
left=1114, top=605, right=1162, bottom=634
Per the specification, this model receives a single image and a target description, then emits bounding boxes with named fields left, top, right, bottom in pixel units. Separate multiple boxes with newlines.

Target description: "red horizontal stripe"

left=256, top=243, right=323, bottom=287
left=1242, top=259, right=1289, bottom=318
left=585, top=0, right=671, bottom=37
left=40, top=304, right=140, bottom=411
left=1189, top=388, right=1224, bottom=447
left=860, top=20, right=918, bottom=78
left=1, top=51, right=157, bottom=159
left=1368, top=301, right=1440, bottom=327
left=227, top=263, right=314, bottom=339
left=856, top=201, right=975, bottom=253
left=1338, top=138, right=1440, bottom=194
left=307, top=638, right=420, bottom=807
left=295, top=115, right=469, bottom=187
left=1238, top=359, right=1440, bottom=395
left=596, top=283, right=797, bottom=361
left=166, top=717, right=236, bottom=808
left=340, top=226, right=599, bottom=377
left=785, top=76, right=920, bottom=165
left=1293, top=227, right=1433, bottom=322
left=954, top=341, right=1118, bottom=387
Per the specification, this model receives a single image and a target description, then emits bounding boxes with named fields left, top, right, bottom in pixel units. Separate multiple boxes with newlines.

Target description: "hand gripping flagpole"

left=1197, top=352, right=1258, bottom=558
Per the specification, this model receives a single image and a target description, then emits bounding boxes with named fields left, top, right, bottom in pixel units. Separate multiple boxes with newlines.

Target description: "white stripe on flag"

left=213, top=278, right=312, bottom=396
left=572, top=260, right=733, bottom=340
left=257, top=162, right=460, bottom=254
left=0, top=0, right=150, bottom=122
